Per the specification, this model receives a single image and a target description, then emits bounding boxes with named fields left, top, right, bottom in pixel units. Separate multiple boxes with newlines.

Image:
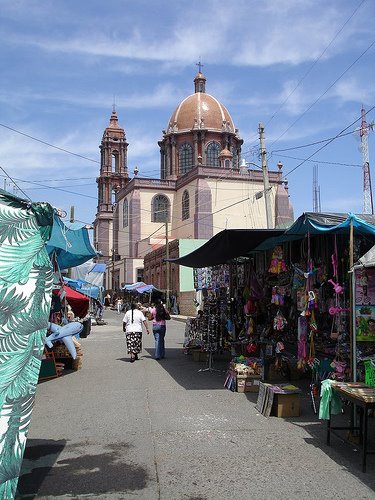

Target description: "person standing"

left=104, top=293, right=111, bottom=309
left=123, top=302, right=150, bottom=362
left=116, top=297, right=123, bottom=314
left=149, top=300, right=170, bottom=360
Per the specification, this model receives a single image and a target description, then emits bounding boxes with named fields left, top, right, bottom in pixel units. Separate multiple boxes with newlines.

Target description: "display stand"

left=198, top=350, right=221, bottom=373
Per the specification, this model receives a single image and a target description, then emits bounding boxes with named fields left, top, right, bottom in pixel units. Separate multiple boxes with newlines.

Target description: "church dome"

left=166, top=71, right=236, bottom=134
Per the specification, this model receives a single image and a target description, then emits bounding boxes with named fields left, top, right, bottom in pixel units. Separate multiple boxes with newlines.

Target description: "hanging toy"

left=328, top=279, right=343, bottom=295
left=268, top=246, right=287, bottom=274
left=244, top=297, right=256, bottom=315
left=271, top=287, right=284, bottom=306
left=297, top=334, right=307, bottom=370
left=273, top=310, right=287, bottom=331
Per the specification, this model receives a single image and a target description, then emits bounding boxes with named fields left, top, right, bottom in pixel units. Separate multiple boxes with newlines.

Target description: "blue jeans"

left=153, top=324, right=166, bottom=359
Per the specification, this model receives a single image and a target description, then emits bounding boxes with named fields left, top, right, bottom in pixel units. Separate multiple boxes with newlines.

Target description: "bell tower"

left=94, top=108, right=129, bottom=271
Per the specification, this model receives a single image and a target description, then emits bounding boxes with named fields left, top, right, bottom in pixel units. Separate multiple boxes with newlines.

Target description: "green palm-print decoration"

left=0, top=189, right=54, bottom=499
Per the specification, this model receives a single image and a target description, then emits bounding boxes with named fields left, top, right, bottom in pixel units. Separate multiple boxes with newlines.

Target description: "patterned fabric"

left=0, top=190, right=54, bottom=498
left=125, top=332, right=142, bottom=354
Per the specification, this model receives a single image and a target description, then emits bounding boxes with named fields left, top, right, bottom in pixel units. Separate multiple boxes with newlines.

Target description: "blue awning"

left=89, top=263, right=106, bottom=273
left=46, top=214, right=98, bottom=270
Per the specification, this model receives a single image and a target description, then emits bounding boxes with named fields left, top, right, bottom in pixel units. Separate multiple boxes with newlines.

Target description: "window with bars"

left=206, top=141, right=220, bottom=167
left=182, top=190, right=189, bottom=220
left=152, top=194, right=170, bottom=222
left=179, top=143, right=193, bottom=175
left=122, top=198, right=128, bottom=228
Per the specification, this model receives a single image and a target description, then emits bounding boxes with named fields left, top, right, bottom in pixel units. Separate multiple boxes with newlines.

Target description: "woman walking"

left=123, top=302, right=150, bottom=362
left=149, top=300, right=170, bottom=360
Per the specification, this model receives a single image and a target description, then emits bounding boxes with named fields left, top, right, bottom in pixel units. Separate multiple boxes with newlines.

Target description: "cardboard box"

left=192, top=350, right=207, bottom=362
left=271, top=393, right=300, bottom=417
left=236, top=375, right=261, bottom=393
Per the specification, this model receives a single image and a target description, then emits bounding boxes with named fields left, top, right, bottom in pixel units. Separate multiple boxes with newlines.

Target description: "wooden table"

left=327, top=382, right=375, bottom=472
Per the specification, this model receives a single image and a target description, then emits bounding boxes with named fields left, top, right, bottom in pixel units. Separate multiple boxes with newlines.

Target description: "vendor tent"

left=255, top=212, right=375, bottom=251
left=53, top=285, right=90, bottom=318
left=72, top=259, right=106, bottom=289
left=123, top=282, right=162, bottom=294
left=169, top=213, right=375, bottom=269
left=167, top=229, right=284, bottom=268
left=46, top=215, right=97, bottom=270
left=63, top=277, right=100, bottom=300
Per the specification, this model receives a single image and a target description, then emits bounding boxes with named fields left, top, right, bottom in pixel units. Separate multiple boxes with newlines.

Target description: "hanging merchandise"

left=268, top=246, right=288, bottom=274
left=273, top=310, right=287, bottom=331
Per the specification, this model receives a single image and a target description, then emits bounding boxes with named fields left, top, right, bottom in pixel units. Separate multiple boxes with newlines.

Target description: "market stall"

left=170, top=212, right=375, bottom=403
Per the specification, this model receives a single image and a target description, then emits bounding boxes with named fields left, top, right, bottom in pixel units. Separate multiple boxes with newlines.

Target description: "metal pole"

left=165, top=220, right=170, bottom=309
left=259, top=123, right=272, bottom=229
left=67, top=207, right=75, bottom=278
left=349, top=218, right=354, bottom=380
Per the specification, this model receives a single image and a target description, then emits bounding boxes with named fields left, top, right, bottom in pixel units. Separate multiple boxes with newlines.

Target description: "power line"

left=0, top=166, right=31, bottom=201
left=275, top=153, right=361, bottom=168
left=245, top=0, right=367, bottom=148
left=284, top=103, right=375, bottom=178
left=266, top=0, right=366, bottom=128
left=271, top=128, right=359, bottom=153
left=270, top=36, right=375, bottom=148
left=0, top=123, right=100, bottom=164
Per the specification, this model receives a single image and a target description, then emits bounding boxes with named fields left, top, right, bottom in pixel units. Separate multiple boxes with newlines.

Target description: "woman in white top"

left=123, top=302, right=150, bottom=362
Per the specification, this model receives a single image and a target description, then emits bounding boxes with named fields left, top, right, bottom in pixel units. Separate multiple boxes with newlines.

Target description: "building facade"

left=93, top=71, right=294, bottom=300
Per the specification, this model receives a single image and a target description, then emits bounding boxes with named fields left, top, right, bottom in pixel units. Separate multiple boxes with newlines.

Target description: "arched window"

left=182, top=190, right=189, bottom=220
left=152, top=194, right=170, bottom=222
left=179, top=143, right=193, bottom=175
left=206, top=141, right=220, bottom=167
left=122, top=198, right=128, bottom=228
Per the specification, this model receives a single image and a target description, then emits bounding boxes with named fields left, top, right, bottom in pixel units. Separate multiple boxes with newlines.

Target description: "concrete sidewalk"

left=17, top=310, right=375, bottom=499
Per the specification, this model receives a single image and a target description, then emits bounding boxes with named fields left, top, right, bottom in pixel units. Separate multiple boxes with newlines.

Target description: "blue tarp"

left=123, top=282, right=161, bottom=294
left=46, top=215, right=98, bottom=270
left=89, top=263, right=106, bottom=273
left=123, top=282, right=147, bottom=291
left=63, top=277, right=101, bottom=299
left=254, top=212, right=375, bottom=251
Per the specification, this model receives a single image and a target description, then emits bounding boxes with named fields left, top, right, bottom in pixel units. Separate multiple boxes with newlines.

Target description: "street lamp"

left=240, top=159, right=272, bottom=229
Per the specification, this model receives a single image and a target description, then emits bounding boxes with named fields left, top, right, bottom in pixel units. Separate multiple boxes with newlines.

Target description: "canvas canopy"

left=46, top=215, right=98, bottom=270
left=63, top=276, right=101, bottom=299
left=166, top=229, right=284, bottom=268
left=168, top=213, right=375, bottom=269
left=53, top=284, right=90, bottom=318
left=123, top=282, right=162, bottom=294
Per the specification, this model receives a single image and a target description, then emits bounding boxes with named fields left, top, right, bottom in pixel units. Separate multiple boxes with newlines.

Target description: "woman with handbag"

left=149, top=300, right=170, bottom=360
left=123, top=302, right=150, bottom=362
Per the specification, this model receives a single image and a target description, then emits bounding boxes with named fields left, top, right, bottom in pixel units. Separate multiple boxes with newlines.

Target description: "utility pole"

left=360, top=106, right=374, bottom=214
left=313, top=164, right=321, bottom=213
left=258, top=123, right=272, bottom=228
left=165, top=220, right=170, bottom=309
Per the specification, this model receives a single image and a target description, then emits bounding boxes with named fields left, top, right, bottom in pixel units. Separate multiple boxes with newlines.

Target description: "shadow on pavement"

left=17, top=440, right=150, bottom=498
left=244, top=382, right=375, bottom=491
left=144, top=347, right=232, bottom=390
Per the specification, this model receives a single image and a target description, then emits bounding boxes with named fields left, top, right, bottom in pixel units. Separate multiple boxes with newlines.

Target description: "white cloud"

left=3, top=0, right=364, bottom=68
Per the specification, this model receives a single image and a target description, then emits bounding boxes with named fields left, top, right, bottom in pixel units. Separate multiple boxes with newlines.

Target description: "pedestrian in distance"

left=149, top=300, right=170, bottom=360
left=122, top=302, right=150, bottom=362
left=104, top=293, right=111, bottom=309
left=116, top=297, right=123, bottom=314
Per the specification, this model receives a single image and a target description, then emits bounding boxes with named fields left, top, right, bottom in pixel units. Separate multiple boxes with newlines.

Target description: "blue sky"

left=1, top=0, right=375, bottom=228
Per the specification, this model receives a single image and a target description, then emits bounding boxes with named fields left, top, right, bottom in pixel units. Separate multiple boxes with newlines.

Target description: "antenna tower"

left=361, top=106, right=374, bottom=214
left=313, top=164, right=321, bottom=212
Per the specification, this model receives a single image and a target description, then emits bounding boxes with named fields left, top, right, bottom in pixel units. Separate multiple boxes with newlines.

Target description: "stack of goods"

left=224, top=356, right=263, bottom=393
left=53, top=342, right=83, bottom=370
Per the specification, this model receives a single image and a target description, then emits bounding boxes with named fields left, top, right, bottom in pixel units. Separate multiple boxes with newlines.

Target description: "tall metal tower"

left=360, top=106, right=374, bottom=214
left=312, top=164, right=321, bottom=212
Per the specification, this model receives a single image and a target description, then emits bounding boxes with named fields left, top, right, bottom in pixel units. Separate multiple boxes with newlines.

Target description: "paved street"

left=17, top=310, right=375, bottom=499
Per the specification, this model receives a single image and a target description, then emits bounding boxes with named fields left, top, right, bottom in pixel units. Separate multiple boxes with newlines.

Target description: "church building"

left=93, top=70, right=294, bottom=307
